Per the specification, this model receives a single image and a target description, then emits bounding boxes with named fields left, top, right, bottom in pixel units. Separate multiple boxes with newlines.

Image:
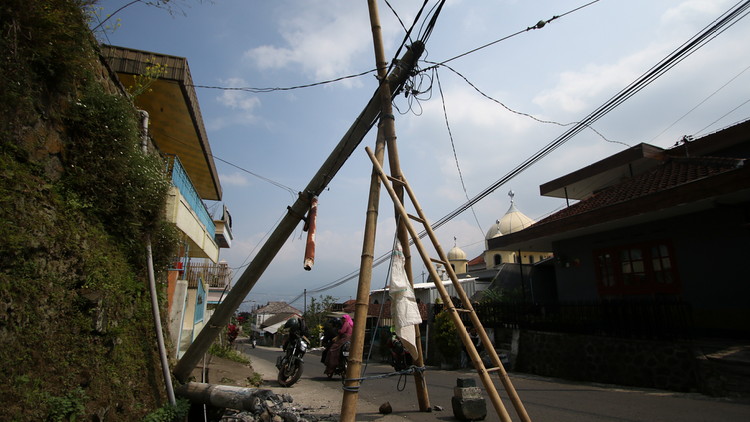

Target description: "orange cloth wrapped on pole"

left=303, top=196, right=318, bottom=271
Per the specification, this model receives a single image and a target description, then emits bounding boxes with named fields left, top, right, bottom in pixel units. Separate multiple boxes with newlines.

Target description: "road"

left=239, top=343, right=750, bottom=421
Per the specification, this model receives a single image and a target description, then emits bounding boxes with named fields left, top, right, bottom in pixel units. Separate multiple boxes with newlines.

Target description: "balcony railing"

left=186, top=261, right=232, bottom=289
left=164, top=154, right=215, bottom=238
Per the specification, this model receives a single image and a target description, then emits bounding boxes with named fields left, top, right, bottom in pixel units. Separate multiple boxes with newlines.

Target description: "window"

left=493, top=254, right=502, bottom=266
left=651, top=244, right=674, bottom=284
left=594, top=241, right=679, bottom=295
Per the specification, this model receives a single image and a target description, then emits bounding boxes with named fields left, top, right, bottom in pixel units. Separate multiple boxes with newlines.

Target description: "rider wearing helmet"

left=282, top=315, right=309, bottom=351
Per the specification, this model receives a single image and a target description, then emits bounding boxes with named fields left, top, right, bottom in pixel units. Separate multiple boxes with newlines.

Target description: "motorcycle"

left=388, top=335, right=412, bottom=371
left=276, top=336, right=308, bottom=387
left=325, top=340, right=350, bottom=380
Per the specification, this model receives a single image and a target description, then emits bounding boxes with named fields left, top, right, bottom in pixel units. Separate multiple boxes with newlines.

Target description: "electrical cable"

left=155, top=130, right=298, bottom=198
left=650, top=63, right=750, bottom=143
left=435, top=68, right=486, bottom=239
left=435, top=0, right=602, bottom=66
left=191, top=69, right=376, bottom=93
left=289, top=0, right=750, bottom=301
left=692, top=98, right=750, bottom=136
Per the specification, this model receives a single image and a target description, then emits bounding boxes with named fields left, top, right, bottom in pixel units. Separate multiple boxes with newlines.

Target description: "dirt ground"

left=189, top=339, right=410, bottom=421
left=189, top=352, right=259, bottom=388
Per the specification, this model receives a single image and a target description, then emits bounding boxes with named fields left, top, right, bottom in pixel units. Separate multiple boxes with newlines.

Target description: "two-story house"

left=101, top=45, right=234, bottom=357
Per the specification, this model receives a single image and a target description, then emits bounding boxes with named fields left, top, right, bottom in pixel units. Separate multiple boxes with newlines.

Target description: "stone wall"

left=514, top=330, right=698, bottom=392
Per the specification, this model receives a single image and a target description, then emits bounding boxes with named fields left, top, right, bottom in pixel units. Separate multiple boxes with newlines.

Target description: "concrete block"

left=452, top=397, right=487, bottom=421
left=456, top=377, right=477, bottom=387
left=453, top=386, right=482, bottom=400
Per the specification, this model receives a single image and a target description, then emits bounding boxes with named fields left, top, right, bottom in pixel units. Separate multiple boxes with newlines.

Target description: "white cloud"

left=661, top=0, right=727, bottom=28
left=219, top=171, right=250, bottom=187
left=242, top=1, right=400, bottom=85
left=208, top=78, right=262, bottom=130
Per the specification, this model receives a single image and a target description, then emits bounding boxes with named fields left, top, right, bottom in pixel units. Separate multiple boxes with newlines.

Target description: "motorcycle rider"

left=324, top=314, right=353, bottom=376
left=320, top=316, right=342, bottom=364
left=282, top=315, right=309, bottom=352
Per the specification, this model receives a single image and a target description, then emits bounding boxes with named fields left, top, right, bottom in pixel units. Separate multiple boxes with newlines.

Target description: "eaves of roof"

left=99, top=44, right=222, bottom=201
left=489, top=157, right=750, bottom=251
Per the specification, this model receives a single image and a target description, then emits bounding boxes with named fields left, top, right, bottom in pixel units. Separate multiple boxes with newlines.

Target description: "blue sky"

left=92, top=0, right=750, bottom=309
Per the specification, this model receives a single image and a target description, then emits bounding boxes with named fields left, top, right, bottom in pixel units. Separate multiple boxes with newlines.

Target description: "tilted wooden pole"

left=340, top=3, right=430, bottom=420
left=173, top=42, right=424, bottom=383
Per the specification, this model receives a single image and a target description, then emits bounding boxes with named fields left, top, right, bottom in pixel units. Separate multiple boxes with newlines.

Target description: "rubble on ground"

left=218, top=389, right=339, bottom=422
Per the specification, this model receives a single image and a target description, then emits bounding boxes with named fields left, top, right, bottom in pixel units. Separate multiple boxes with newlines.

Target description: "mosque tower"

left=447, top=236, right=468, bottom=274
left=483, top=190, right=551, bottom=268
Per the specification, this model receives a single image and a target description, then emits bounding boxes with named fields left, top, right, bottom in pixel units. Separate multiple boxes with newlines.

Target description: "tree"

left=302, top=295, right=337, bottom=347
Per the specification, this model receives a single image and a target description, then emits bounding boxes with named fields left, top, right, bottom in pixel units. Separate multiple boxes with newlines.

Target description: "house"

left=100, top=45, right=233, bottom=357
left=487, top=119, right=750, bottom=336
left=253, top=301, right=302, bottom=345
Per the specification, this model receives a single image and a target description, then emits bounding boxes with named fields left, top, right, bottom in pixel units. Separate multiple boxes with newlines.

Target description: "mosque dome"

left=485, top=219, right=503, bottom=240
left=448, top=245, right=467, bottom=261
left=498, top=201, right=535, bottom=235
left=485, top=190, right=535, bottom=239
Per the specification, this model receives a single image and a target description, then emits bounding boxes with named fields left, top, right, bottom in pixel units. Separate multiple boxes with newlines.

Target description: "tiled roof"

left=467, top=255, right=485, bottom=266
left=254, top=301, right=301, bottom=315
left=535, top=156, right=745, bottom=225
left=367, top=302, right=430, bottom=320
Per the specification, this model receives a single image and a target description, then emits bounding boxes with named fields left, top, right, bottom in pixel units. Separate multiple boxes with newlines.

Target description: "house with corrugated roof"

left=252, top=302, right=302, bottom=345
left=488, top=119, right=750, bottom=336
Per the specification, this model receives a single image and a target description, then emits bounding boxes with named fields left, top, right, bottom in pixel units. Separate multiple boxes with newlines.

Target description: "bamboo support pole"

left=365, top=146, right=535, bottom=422
left=173, top=42, right=424, bottom=383
left=340, top=4, right=430, bottom=420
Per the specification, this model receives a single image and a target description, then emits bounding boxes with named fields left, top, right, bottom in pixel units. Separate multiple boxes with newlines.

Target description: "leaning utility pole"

left=173, top=41, right=424, bottom=383
left=340, top=2, right=430, bottom=420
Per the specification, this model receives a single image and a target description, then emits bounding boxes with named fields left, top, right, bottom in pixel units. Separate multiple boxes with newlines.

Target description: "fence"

left=164, top=154, right=215, bottom=238
left=432, top=300, right=693, bottom=340
left=185, top=261, right=232, bottom=289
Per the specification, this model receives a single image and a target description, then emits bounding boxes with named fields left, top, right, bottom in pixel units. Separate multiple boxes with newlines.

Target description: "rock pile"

left=219, top=389, right=339, bottom=422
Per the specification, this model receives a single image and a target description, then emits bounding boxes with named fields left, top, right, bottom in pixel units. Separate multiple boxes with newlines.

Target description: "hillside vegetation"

left=1, top=1, right=182, bottom=420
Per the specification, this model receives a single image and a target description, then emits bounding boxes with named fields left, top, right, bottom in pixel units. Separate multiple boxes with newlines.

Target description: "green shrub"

left=142, top=398, right=190, bottom=422
left=46, top=387, right=88, bottom=422
left=434, top=310, right=461, bottom=365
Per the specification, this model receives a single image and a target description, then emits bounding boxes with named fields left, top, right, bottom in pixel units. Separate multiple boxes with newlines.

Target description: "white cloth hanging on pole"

left=388, top=243, right=422, bottom=357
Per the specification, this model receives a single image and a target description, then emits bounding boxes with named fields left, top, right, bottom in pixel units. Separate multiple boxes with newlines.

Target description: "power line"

left=649, top=62, right=750, bottom=143
left=291, top=0, right=750, bottom=299
left=435, top=0, right=602, bottom=66
left=435, top=68, right=486, bottom=239
left=156, top=130, right=298, bottom=197
left=693, top=99, right=750, bottom=136
left=191, top=68, right=376, bottom=93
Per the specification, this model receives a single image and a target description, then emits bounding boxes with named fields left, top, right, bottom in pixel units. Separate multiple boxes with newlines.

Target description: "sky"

left=91, top=0, right=750, bottom=310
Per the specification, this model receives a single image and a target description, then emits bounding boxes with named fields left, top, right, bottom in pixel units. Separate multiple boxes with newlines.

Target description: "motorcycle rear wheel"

left=278, top=361, right=304, bottom=387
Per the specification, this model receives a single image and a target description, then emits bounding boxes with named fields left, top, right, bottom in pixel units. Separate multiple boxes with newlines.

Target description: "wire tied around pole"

left=341, top=365, right=427, bottom=392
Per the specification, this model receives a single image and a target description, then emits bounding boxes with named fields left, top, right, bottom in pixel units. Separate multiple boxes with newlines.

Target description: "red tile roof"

left=535, top=156, right=745, bottom=225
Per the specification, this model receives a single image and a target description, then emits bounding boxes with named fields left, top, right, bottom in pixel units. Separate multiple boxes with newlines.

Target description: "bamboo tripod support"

left=365, top=146, right=532, bottom=422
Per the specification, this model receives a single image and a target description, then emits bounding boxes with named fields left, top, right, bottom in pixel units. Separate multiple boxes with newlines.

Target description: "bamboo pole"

left=394, top=162, right=531, bottom=422
left=173, top=42, right=424, bottom=383
left=365, top=147, right=531, bottom=422
left=369, top=0, right=430, bottom=412
left=339, top=123, right=387, bottom=422
left=340, top=4, right=430, bottom=420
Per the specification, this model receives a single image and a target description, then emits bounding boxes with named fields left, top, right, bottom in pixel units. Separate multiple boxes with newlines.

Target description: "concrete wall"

left=515, top=330, right=698, bottom=392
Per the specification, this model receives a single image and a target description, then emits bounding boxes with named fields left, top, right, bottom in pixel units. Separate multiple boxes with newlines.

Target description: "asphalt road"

left=239, top=343, right=750, bottom=421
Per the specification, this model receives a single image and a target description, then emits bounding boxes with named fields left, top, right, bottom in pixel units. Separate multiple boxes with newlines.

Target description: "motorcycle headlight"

left=299, top=341, right=308, bottom=352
